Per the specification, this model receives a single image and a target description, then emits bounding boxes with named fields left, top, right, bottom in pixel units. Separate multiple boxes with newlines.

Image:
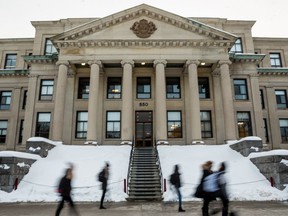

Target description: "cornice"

left=23, top=55, right=58, bottom=64
left=229, top=53, right=265, bottom=63
left=0, top=69, right=29, bottom=77
left=55, top=39, right=233, bottom=49
left=258, top=68, right=288, bottom=76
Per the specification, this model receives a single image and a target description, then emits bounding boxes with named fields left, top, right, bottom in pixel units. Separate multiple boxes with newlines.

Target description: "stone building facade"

left=0, top=4, right=288, bottom=151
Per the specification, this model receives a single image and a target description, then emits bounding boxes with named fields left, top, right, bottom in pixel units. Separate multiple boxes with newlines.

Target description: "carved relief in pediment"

left=130, top=19, right=157, bottom=38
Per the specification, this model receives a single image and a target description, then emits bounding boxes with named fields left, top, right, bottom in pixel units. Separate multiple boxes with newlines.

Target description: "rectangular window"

left=4, top=54, right=17, bottom=69
left=107, top=77, right=122, bottom=99
left=106, top=111, right=121, bottom=138
left=275, top=90, right=288, bottom=109
left=137, top=77, right=151, bottom=99
left=22, top=90, right=28, bottom=110
left=0, top=91, right=12, bottom=110
left=229, top=38, right=243, bottom=53
left=18, top=119, right=24, bottom=144
left=201, top=111, right=213, bottom=138
left=167, top=111, right=182, bottom=138
left=279, top=119, right=288, bottom=143
left=76, top=111, right=88, bottom=139
left=198, top=77, right=210, bottom=99
left=166, top=77, right=180, bottom=99
left=0, top=120, right=8, bottom=144
left=234, top=79, right=248, bottom=100
left=270, top=53, right=282, bottom=68
left=237, top=112, right=252, bottom=138
left=44, top=39, right=58, bottom=55
left=39, top=80, right=54, bottom=101
left=260, top=89, right=265, bottom=109
left=78, top=78, right=90, bottom=99
left=35, top=113, right=51, bottom=138
left=263, top=118, right=269, bottom=143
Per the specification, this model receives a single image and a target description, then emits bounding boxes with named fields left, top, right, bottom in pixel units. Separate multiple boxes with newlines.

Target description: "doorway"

left=135, top=111, right=153, bottom=147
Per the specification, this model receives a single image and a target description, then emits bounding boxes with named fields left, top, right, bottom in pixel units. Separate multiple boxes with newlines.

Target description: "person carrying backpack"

left=98, top=162, right=110, bottom=209
left=202, top=162, right=229, bottom=216
left=170, top=164, right=185, bottom=212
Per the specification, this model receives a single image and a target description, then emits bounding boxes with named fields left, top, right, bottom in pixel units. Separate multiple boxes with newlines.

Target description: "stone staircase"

left=127, top=147, right=162, bottom=201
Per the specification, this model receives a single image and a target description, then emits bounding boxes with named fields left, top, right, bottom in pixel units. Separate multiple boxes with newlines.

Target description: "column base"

left=84, top=141, right=98, bottom=145
left=121, top=140, right=132, bottom=145
left=192, top=140, right=204, bottom=144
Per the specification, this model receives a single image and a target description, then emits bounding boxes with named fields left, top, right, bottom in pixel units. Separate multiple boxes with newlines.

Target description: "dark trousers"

left=202, top=192, right=229, bottom=216
left=175, top=187, right=182, bottom=208
left=55, top=195, right=78, bottom=216
left=100, top=185, right=107, bottom=207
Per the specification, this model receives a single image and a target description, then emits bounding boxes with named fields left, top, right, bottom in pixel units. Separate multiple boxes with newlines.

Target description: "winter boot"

left=178, top=207, right=186, bottom=212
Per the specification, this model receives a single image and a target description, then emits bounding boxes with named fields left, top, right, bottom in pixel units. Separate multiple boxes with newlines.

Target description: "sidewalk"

left=0, top=201, right=288, bottom=216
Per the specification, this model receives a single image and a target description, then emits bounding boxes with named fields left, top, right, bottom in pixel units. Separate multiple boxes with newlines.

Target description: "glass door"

left=135, top=111, right=153, bottom=147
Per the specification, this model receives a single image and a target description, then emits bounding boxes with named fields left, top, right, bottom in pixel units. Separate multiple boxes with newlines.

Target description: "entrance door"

left=135, top=111, right=153, bottom=147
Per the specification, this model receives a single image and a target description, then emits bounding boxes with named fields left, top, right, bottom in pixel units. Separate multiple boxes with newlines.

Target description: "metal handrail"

left=126, top=137, right=135, bottom=195
left=155, top=139, right=164, bottom=195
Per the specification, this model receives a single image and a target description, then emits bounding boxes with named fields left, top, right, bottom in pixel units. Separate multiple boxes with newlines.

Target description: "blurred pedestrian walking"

left=202, top=162, right=229, bottom=216
left=55, top=167, right=79, bottom=216
left=170, top=164, right=185, bottom=212
left=98, top=162, right=110, bottom=209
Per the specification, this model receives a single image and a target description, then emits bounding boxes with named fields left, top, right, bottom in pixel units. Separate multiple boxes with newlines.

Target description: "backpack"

left=169, top=173, right=177, bottom=185
left=203, top=172, right=221, bottom=192
left=98, top=170, right=105, bottom=182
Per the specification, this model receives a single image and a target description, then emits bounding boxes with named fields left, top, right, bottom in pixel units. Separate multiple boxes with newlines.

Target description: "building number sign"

left=139, top=102, right=149, bottom=107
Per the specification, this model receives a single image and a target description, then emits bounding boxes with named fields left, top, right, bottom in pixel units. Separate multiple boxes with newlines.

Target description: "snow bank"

left=1, top=143, right=288, bottom=202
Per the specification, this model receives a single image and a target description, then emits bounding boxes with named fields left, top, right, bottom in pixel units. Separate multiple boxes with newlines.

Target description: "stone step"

left=130, top=175, right=159, bottom=179
left=128, top=192, right=162, bottom=197
left=129, top=179, right=160, bottom=184
left=129, top=184, right=161, bottom=188
left=126, top=196, right=163, bottom=201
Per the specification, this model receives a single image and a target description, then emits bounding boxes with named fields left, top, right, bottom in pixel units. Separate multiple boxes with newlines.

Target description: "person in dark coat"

left=171, top=164, right=185, bottom=212
left=99, top=162, right=110, bottom=209
left=55, top=168, right=79, bottom=216
left=202, top=162, right=229, bottom=216
left=195, top=161, right=213, bottom=199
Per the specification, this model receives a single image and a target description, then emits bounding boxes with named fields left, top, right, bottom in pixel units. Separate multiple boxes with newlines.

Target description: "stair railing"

left=126, top=137, right=135, bottom=195
left=155, top=139, right=164, bottom=195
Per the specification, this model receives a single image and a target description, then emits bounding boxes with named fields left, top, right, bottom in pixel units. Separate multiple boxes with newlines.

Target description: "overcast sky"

left=1, top=0, right=288, bottom=39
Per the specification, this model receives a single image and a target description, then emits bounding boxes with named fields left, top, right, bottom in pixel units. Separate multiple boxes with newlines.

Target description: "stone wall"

left=250, top=155, right=288, bottom=190
left=229, top=139, right=263, bottom=157
left=26, top=140, right=56, bottom=157
left=0, top=157, right=37, bottom=192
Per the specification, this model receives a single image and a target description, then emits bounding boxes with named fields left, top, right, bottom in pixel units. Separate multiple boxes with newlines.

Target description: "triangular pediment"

left=52, top=4, right=238, bottom=48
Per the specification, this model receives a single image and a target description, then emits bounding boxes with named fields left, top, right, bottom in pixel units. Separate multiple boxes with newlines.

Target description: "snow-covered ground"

left=0, top=138, right=288, bottom=202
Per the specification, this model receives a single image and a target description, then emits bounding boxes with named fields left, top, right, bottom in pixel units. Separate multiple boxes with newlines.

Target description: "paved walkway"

left=0, top=201, right=288, bottom=216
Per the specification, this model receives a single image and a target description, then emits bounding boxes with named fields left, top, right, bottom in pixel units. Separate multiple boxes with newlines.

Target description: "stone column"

left=87, top=60, right=102, bottom=143
left=219, top=61, right=237, bottom=141
left=22, top=74, right=38, bottom=145
left=186, top=60, right=202, bottom=143
left=121, top=60, right=134, bottom=143
left=52, top=61, right=69, bottom=141
left=250, top=73, right=265, bottom=141
left=154, top=60, right=167, bottom=143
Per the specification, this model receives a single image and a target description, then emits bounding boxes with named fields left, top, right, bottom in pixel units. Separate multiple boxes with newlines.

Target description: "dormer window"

left=44, top=39, right=58, bottom=55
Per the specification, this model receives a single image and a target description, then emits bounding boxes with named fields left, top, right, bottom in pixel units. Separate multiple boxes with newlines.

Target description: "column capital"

left=153, top=59, right=167, bottom=68
left=185, top=60, right=200, bottom=67
left=218, top=60, right=232, bottom=67
left=88, top=60, right=102, bottom=68
left=56, top=60, right=70, bottom=66
left=121, top=60, right=134, bottom=67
